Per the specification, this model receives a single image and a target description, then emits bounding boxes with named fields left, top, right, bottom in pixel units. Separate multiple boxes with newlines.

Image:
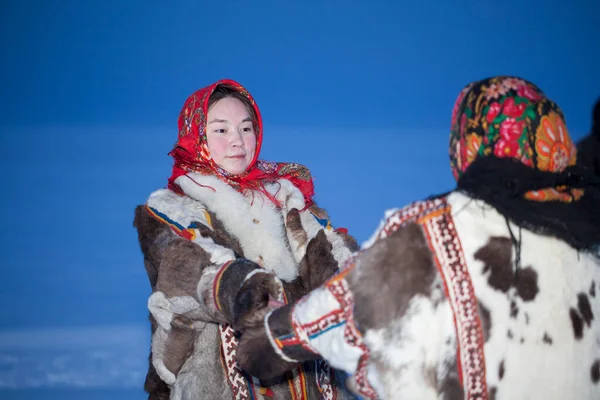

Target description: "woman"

left=235, top=76, right=600, bottom=399
left=133, top=79, right=359, bottom=399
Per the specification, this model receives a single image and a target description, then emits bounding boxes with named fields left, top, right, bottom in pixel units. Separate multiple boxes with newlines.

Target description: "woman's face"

left=206, top=97, right=257, bottom=175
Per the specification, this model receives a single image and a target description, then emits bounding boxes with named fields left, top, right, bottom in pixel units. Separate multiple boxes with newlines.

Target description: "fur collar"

left=169, top=173, right=301, bottom=281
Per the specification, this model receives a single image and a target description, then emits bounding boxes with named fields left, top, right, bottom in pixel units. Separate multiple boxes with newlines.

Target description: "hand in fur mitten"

left=236, top=305, right=299, bottom=380
left=232, top=271, right=284, bottom=331
left=300, top=229, right=340, bottom=290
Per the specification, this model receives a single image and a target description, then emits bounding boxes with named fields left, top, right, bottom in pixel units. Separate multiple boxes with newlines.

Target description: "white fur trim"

left=151, top=328, right=177, bottom=385
left=147, top=189, right=235, bottom=265
left=148, top=189, right=214, bottom=231
left=175, top=173, right=299, bottom=281
left=153, top=358, right=177, bottom=385
left=190, top=234, right=235, bottom=265
left=242, top=269, right=272, bottom=285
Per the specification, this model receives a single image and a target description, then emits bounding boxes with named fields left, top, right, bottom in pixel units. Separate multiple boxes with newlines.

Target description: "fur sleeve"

left=133, top=203, right=278, bottom=384
left=238, top=222, right=440, bottom=400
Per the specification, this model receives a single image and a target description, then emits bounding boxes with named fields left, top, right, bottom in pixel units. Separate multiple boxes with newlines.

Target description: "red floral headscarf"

left=449, top=76, right=581, bottom=203
left=168, top=79, right=314, bottom=207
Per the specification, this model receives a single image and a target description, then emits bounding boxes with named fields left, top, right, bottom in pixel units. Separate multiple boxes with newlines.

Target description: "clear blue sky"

left=0, top=0, right=598, bottom=394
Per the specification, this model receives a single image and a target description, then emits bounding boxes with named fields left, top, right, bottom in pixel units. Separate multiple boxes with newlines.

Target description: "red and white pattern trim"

left=315, top=359, right=337, bottom=400
left=370, top=197, right=488, bottom=399
left=219, top=324, right=261, bottom=400
left=421, top=203, right=489, bottom=400
left=375, top=198, right=447, bottom=241
left=326, top=274, right=378, bottom=399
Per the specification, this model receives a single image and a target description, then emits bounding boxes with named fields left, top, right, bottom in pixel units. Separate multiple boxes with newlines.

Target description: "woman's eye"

left=214, top=129, right=226, bottom=134
left=241, top=127, right=253, bottom=133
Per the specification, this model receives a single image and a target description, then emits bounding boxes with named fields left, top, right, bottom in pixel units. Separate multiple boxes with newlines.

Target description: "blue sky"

left=0, top=0, right=598, bottom=396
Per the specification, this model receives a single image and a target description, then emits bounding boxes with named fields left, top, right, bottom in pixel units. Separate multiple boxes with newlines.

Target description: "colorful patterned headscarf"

left=449, top=76, right=581, bottom=203
left=448, top=76, right=600, bottom=251
left=168, top=79, right=314, bottom=206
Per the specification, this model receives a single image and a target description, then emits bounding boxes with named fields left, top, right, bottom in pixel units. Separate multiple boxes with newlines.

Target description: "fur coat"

left=236, top=191, right=600, bottom=400
left=133, top=171, right=359, bottom=400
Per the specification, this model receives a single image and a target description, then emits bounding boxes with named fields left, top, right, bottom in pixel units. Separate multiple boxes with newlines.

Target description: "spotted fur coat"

left=237, top=191, right=600, bottom=400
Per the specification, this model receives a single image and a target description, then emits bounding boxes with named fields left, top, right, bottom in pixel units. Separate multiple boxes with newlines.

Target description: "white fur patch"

left=148, top=189, right=214, bottom=231
left=169, top=296, right=201, bottom=315
left=151, top=328, right=177, bottom=385
left=363, top=282, right=454, bottom=400
left=447, top=191, right=600, bottom=399
left=190, top=233, right=235, bottom=265
left=148, top=291, right=174, bottom=331
left=324, top=229, right=353, bottom=265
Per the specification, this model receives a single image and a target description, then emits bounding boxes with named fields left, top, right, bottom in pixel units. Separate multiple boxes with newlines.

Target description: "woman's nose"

left=229, top=130, right=243, bottom=146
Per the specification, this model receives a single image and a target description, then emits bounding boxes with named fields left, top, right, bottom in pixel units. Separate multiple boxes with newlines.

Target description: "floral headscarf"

left=168, top=79, right=314, bottom=206
left=448, top=76, right=600, bottom=252
left=449, top=76, right=581, bottom=203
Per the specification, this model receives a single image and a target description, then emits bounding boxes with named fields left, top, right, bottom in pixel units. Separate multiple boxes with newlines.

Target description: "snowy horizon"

left=0, top=325, right=149, bottom=389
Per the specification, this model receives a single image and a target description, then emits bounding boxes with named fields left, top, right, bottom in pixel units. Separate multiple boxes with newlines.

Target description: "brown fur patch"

left=236, top=325, right=297, bottom=380
left=202, top=210, right=244, bottom=257
left=515, top=267, right=539, bottom=302
left=266, top=304, right=320, bottom=363
left=348, top=222, right=438, bottom=331
left=216, top=259, right=264, bottom=323
left=282, top=229, right=343, bottom=304
left=339, top=231, right=360, bottom=252
left=233, top=269, right=283, bottom=331
left=281, top=277, right=308, bottom=303
left=478, top=301, right=491, bottom=342
left=134, top=205, right=215, bottom=300
left=300, top=230, right=339, bottom=291
left=286, top=208, right=309, bottom=250
left=498, top=360, right=505, bottom=380
left=474, top=237, right=514, bottom=293
left=134, top=206, right=177, bottom=287
left=591, top=281, right=596, bottom=298
left=144, top=259, right=160, bottom=289
left=156, top=239, right=209, bottom=299
left=542, top=332, right=553, bottom=344
left=144, top=367, right=171, bottom=400
left=162, top=315, right=199, bottom=375
left=570, top=308, right=584, bottom=340
left=439, top=360, right=463, bottom=400
left=592, top=359, right=600, bottom=384
left=577, top=293, right=594, bottom=327
left=509, top=300, right=519, bottom=318
left=568, top=293, right=595, bottom=341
